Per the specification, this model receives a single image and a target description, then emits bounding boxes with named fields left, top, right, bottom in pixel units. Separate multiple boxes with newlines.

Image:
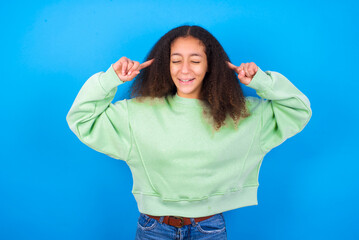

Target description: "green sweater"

left=66, top=65, right=311, bottom=218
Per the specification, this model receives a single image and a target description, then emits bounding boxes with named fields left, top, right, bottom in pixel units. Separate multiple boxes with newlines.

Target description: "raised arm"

left=228, top=61, right=312, bottom=152
left=66, top=58, right=153, bottom=160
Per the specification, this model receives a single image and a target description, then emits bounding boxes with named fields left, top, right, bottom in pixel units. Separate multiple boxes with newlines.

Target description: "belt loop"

left=190, top=217, right=197, bottom=227
left=159, top=216, right=164, bottom=224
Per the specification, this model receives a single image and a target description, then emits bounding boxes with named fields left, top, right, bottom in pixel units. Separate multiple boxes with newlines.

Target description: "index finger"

left=226, top=61, right=239, bottom=72
left=138, top=59, right=154, bottom=71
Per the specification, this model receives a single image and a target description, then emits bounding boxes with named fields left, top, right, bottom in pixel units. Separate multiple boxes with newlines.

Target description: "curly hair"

left=131, top=25, right=248, bottom=130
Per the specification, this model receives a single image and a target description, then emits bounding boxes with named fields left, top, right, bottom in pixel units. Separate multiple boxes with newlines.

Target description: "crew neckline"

left=171, top=94, right=203, bottom=108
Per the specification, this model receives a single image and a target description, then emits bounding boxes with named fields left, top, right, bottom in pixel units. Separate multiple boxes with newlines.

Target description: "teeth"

left=180, top=79, right=194, bottom=82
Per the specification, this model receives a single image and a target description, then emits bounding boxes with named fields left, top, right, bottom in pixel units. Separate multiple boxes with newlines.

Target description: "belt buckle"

left=172, top=216, right=184, bottom=228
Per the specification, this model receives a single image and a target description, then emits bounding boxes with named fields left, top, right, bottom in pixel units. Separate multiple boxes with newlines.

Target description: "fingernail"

left=128, top=71, right=132, bottom=76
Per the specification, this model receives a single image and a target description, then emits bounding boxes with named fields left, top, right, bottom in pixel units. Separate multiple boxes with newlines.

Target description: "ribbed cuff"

left=98, top=65, right=125, bottom=93
left=246, top=68, right=273, bottom=94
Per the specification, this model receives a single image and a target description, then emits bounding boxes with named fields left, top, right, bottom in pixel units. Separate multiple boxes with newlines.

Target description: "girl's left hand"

left=227, top=62, right=258, bottom=85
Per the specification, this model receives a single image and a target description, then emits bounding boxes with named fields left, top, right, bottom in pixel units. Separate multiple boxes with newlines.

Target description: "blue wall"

left=1, top=0, right=358, bottom=239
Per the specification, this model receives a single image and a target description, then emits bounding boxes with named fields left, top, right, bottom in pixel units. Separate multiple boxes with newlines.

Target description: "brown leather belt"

left=146, top=214, right=214, bottom=228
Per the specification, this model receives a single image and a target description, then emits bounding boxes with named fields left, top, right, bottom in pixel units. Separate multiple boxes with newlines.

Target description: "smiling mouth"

left=179, top=78, right=195, bottom=84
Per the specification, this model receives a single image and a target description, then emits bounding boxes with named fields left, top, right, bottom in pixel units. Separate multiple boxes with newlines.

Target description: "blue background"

left=1, top=0, right=358, bottom=239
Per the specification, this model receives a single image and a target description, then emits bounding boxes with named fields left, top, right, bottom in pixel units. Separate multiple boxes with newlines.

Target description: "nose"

left=180, top=61, right=190, bottom=74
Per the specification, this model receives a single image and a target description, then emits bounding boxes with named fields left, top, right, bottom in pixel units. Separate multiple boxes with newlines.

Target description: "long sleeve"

left=247, top=68, right=312, bottom=153
left=66, top=65, right=132, bottom=161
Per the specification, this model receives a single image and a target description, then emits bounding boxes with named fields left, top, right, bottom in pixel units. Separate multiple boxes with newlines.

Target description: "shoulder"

left=124, top=96, right=169, bottom=112
left=245, top=96, right=268, bottom=117
left=128, top=96, right=167, bottom=105
left=245, top=96, right=261, bottom=109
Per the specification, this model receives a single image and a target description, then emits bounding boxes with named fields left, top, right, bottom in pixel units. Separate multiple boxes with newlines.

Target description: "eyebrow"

left=171, top=53, right=203, bottom=57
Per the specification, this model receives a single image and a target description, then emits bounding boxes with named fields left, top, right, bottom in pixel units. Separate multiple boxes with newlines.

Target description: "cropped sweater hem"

left=134, top=186, right=258, bottom=218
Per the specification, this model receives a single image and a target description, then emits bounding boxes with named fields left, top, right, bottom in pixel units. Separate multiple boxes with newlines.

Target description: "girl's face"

left=170, top=36, right=208, bottom=99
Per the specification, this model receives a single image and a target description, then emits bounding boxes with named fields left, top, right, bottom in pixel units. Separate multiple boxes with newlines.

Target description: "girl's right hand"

left=113, top=57, right=154, bottom=82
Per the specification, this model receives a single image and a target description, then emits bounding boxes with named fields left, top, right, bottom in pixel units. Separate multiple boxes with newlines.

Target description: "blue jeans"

left=135, top=213, right=227, bottom=240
